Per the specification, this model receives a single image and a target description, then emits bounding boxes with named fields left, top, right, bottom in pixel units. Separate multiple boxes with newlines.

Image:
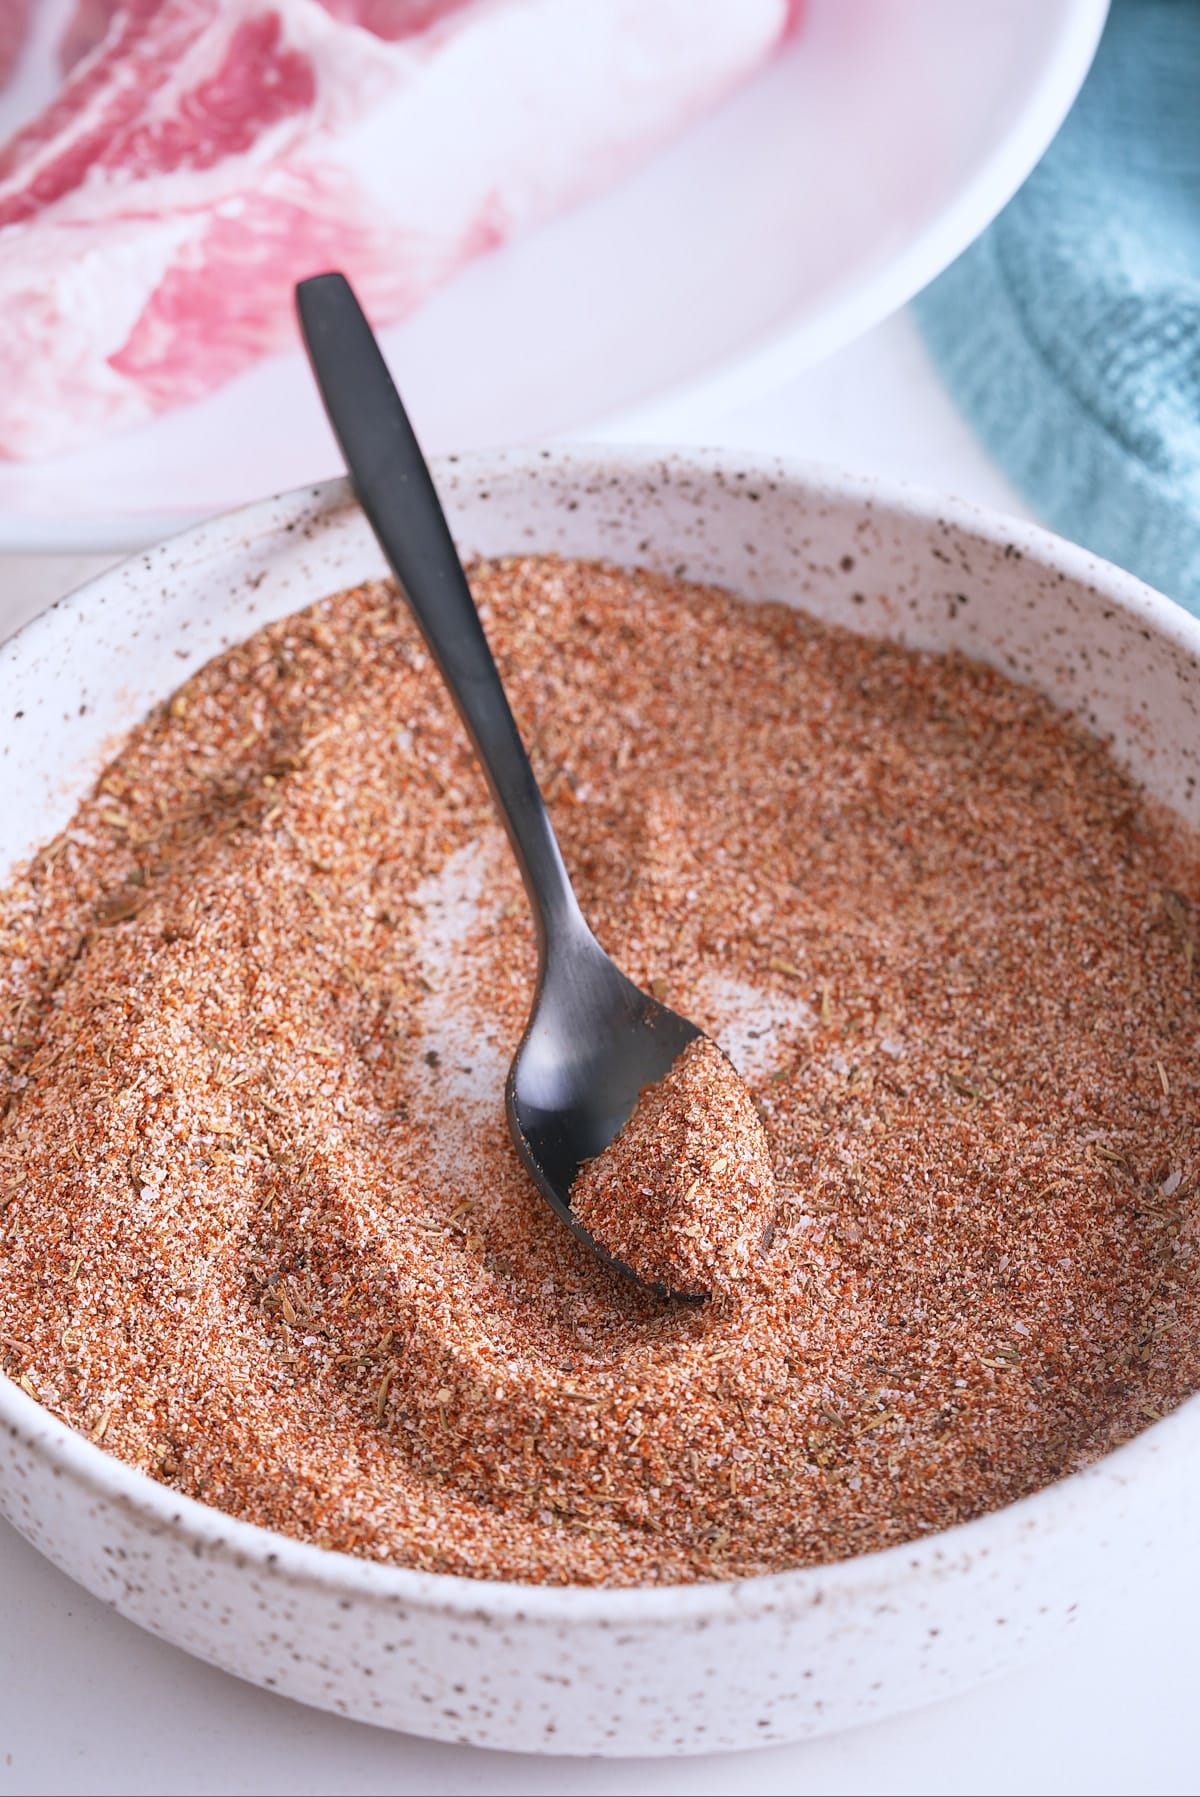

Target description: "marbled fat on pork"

left=0, top=0, right=795, bottom=459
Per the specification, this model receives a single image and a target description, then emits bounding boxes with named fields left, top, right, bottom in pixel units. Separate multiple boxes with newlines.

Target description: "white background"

left=1, top=311, right=1194, bottom=1796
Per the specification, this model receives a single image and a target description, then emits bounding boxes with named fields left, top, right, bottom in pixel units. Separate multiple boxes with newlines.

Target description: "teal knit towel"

left=911, top=0, right=1200, bottom=611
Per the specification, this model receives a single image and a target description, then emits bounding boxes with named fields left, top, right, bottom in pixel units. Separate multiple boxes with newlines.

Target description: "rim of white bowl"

left=1, top=442, right=1196, bottom=1627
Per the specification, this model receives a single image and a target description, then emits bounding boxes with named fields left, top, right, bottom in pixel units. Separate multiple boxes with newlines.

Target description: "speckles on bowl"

left=1, top=449, right=1200, bottom=1754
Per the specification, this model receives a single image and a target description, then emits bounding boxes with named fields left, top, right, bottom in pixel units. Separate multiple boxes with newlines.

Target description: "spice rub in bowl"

left=2, top=554, right=1200, bottom=1587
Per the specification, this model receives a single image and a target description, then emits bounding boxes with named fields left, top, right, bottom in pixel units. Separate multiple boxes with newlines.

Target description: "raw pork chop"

left=0, top=0, right=796, bottom=459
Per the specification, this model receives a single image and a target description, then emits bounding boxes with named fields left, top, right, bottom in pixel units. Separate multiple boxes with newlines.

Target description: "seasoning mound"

left=3, top=554, right=1200, bottom=1588
left=571, top=1036, right=775, bottom=1296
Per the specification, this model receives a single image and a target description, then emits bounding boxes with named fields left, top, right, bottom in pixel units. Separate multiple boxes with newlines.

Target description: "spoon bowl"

left=507, top=928, right=702, bottom=1275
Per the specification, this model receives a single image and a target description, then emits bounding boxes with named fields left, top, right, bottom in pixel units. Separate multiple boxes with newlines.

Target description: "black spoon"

left=297, top=271, right=714, bottom=1297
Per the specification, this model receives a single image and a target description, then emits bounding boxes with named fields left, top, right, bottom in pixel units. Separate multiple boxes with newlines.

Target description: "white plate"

left=0, top=0, right=1106, bottom=552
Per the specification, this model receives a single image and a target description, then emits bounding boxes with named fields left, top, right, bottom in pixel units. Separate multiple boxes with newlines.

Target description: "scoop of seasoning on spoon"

left=296, top=271, right=776, bottom=1300
left=570, top=1036, right=776, bottom=1297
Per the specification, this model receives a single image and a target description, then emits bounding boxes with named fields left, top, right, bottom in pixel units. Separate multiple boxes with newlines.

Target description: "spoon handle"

left=296, top=271, right=585, bottom=953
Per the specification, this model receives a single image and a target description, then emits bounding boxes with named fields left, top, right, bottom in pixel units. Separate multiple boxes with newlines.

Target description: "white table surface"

left=1, top=310, right=1193, bottom=1797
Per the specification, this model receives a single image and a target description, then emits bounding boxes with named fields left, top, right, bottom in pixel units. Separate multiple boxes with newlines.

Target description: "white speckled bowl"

left=3, top=450, right=1200, bottom=1757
